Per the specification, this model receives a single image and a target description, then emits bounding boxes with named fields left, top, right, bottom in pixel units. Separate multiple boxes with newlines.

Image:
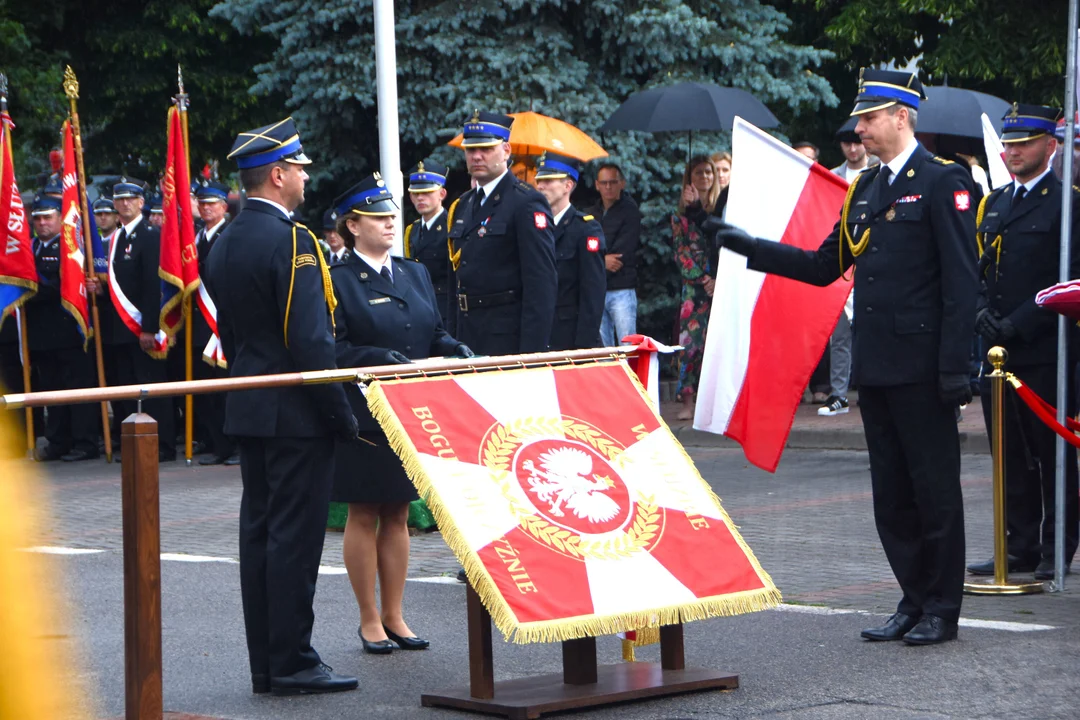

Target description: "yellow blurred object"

left=0, top=418, right=88, bottom=718
left=447, top=111, right=608, bottom=162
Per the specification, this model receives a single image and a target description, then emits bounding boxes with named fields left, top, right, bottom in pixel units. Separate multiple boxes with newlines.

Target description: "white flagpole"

left=1054, top=4, right=1079, bottom=591
left=373, top=0, right=403, bottom=255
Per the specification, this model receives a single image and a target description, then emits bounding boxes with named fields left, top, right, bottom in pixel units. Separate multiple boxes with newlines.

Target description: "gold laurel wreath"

left=482, top=416, right=661, bottom=560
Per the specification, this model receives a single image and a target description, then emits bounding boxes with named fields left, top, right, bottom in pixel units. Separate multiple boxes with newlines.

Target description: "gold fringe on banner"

left=365, top=361, right=782, bottom=645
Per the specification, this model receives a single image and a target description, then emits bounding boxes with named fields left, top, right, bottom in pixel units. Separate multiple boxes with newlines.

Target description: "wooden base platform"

left=421, top=662, right=739, bottom=719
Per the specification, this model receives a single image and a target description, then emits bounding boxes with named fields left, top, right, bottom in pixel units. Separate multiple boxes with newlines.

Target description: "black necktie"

left=472, top=187, right=486, bottom=215
left=380, top=266, right=393, bottom=285
left=879, top=166, right=893, bottom=187
left=1014, top=185, right=1027, bottom=203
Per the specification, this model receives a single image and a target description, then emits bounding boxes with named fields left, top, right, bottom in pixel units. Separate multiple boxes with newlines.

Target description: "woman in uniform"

left=329, top=173, right=473, bottom=654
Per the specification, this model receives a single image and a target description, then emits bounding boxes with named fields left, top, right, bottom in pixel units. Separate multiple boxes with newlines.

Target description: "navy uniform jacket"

left=404, top=208, right=454, bottom=324
left=102, top=218, right=161, bottom=344
left=25, top=234, right=86, bottom=352
left=550, top=206, right=606, bottom=351
left=449, top=172, right=557, bottom=355
left=745, top=143, right=978, bottom=386
left=191, top=219, right=228, bottom=353
left=976, top=173, right=1080, bottom=367
left=205, top=199, right=352, bottom=438
left=330, top=254, right=460, bottom=431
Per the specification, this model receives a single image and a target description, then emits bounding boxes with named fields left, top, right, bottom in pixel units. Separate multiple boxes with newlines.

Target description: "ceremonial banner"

left=159, top=105, right=198, bottom=340
left=367, top=361, right=780, bottom=643
left=981, top=113, right=1012, bottom=190
left=0, top=108, right=35, bottom=326
left=60, top=120, right=89, bottom=346
left=694, top=117, right=851, bottom=472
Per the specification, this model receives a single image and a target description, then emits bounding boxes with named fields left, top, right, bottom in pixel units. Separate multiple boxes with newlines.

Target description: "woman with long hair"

left=672, top=155, right=719, bottom=420
left=328, top=173, right=472, bottom=654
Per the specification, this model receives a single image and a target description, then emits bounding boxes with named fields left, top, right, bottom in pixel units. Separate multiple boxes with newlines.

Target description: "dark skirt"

left=331, top=430, right=419, bottom=505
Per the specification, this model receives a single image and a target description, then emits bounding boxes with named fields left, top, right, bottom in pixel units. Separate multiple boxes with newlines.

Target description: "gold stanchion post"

left=964, top=346, right=1044, bottom=595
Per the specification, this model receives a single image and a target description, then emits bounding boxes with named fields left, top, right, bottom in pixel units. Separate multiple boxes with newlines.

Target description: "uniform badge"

left=586, top=236, right=600, bottom=252
left=906, top=169, right=915, bottom=178
left=369, top=297, right=391, bottom=305
left=534, top=212, right=548, bottom=229
left=885, top=207, right=896, bottom=221
left=954, top=190, right=971, bottom=212
left=294, top=253, right=316, bottom=268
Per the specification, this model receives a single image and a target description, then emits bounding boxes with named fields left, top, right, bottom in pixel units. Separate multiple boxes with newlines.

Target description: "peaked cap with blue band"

left=30, top=194, right=61, bottom=215
left=195, top=180, right=230, bottom=202
left=149, top=193, right=164, bottom=213
left=1001, top=103, right=1062, bottom=144
left=227, top=117, right=312, bottom=169
left=408, top=160, right=448, bottom=193
left=113, top=177, right=146, bottom=199
left=93, top=197, right=117, bottom=214
left=850, top=68, right=926, bottom=117
left=334, top=173, right=398, bottom=217
left=534, top=152, right=581, bottom=181
left=461, top=110, right=513, bottom=148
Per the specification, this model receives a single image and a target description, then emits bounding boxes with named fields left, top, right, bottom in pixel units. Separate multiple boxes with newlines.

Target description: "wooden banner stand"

left=421, top=586, right=739, bottom=719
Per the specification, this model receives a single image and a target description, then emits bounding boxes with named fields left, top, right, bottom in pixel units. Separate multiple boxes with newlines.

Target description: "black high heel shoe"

left=383, top=624, right=430, bottom=650
left=358, top=627, right=394, bottom=654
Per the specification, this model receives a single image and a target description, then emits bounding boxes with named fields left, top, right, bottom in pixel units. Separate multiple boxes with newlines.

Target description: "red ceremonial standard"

left=367, top=361, right=780, bottom=643
left=60, top=120, right=89, bottom=345
left=158, top=104, right=198, bottom=341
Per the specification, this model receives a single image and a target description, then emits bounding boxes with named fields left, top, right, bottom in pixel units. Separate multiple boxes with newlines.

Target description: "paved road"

left=19, top=447, right=1080, bottom=718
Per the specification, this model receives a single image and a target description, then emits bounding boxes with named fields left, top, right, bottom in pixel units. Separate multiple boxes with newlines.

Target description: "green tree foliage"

left=801, top=1, right=1070, bottom=104
left=212, top=0, right=836, bottom=345
left=0, top=0, right=277, bottom=184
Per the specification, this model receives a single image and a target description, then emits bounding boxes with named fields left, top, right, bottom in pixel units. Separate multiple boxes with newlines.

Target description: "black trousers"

left=111, top=343, right=175, bottom=455
left=981, top=364, right=1079, bottom=564
left=192, top=356, right=234, bottom=458
left=33, top=347, right=99, bottom=454
left=860, top=383, right=965, bottom=623
left=237, top=435, right=334, bottom=678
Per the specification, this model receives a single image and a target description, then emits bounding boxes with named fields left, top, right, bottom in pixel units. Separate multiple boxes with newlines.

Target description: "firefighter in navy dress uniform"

left=968, top=104, right=1080, bottom=580
left=328, top=173, right=472, bottom=655
left=190, top=180, right=238, bottom=466
left=403, top=160, right=454, bottom=324
left=24, top=195, right=99, bottom=461
left=714, top=69, right=978, bottom=645
left=204, top=117, right=360, bottom=696
left=449, top=111, right=557, bottom=355
left=533, top=152, right=606, bottom=350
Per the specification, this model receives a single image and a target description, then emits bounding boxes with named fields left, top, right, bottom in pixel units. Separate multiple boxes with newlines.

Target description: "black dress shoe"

left=967, top=555, right=1038, bottom=576
left=251, top=673, right=270, bottom=694
left=383, top=624, right=430, bottom=650
left=456, top=567, right=467, bottom=583
left=61, top=448, right=99, bottom=462
left=35, top=445, right=66, bottom=462
left=359, top=627, right=395, bottom=654
left=191, top=441, right=210, bottom=455
left=224, top=454, right=240, bottom=466
left=1034, top=558, right=1072, bottom=580
left=860, top=612, right=920, bottom=641
left=902, top=614, right=958, bottom=645
left=270, top=663, right=358, bottom=696
left=198, top=454, right=230, bottom=466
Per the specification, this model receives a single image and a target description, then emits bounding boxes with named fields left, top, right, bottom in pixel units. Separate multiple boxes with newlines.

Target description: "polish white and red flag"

left=694, top=117, right=852, bottom=472
left=981, top=113, right=1012, bottom=190
left=366, top=362, right=779, bottom=643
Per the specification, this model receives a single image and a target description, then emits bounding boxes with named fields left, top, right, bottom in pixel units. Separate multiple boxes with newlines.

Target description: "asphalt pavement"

left=19, top=432, right=1080, bottom=719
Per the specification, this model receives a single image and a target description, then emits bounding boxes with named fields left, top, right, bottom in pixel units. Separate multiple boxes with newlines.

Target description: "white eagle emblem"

left=523, top=447, right=620, bottom=524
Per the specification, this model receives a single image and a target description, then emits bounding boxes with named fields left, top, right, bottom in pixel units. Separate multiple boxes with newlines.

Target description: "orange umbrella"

left=447, top=111, right=608, bottom=162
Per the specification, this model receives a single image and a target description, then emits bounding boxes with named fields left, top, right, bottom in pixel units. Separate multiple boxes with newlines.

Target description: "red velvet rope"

left=1009, top=377, right=1080, bottom=449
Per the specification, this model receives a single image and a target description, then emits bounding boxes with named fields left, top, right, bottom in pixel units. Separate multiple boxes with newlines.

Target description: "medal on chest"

left=124, top=243, right=133, bottom=259
left=885, top=207, right=896, bottom=222
left=477, top=218, right=489, bottom=238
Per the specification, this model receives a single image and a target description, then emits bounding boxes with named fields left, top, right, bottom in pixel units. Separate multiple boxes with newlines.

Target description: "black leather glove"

left=998, top=318, right=1017, bottom=341
left=709, top=221, right=759, bottom=258
left=385, top=350, right=411, bottom=365
left=974, top=308, right=1003, bottom=342
left=939, top=372, right=973, bottom=407
left=455, top=343, right=475, bottom=358
left=334, top=414, right=361, bottom=444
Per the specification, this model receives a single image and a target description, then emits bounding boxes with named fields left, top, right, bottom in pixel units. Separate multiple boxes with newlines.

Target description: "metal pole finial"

left=63, top=66, right=79, bottom=100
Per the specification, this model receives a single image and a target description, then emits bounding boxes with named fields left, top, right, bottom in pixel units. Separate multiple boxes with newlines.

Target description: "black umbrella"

left=600, top=82, right=779, bottom=160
